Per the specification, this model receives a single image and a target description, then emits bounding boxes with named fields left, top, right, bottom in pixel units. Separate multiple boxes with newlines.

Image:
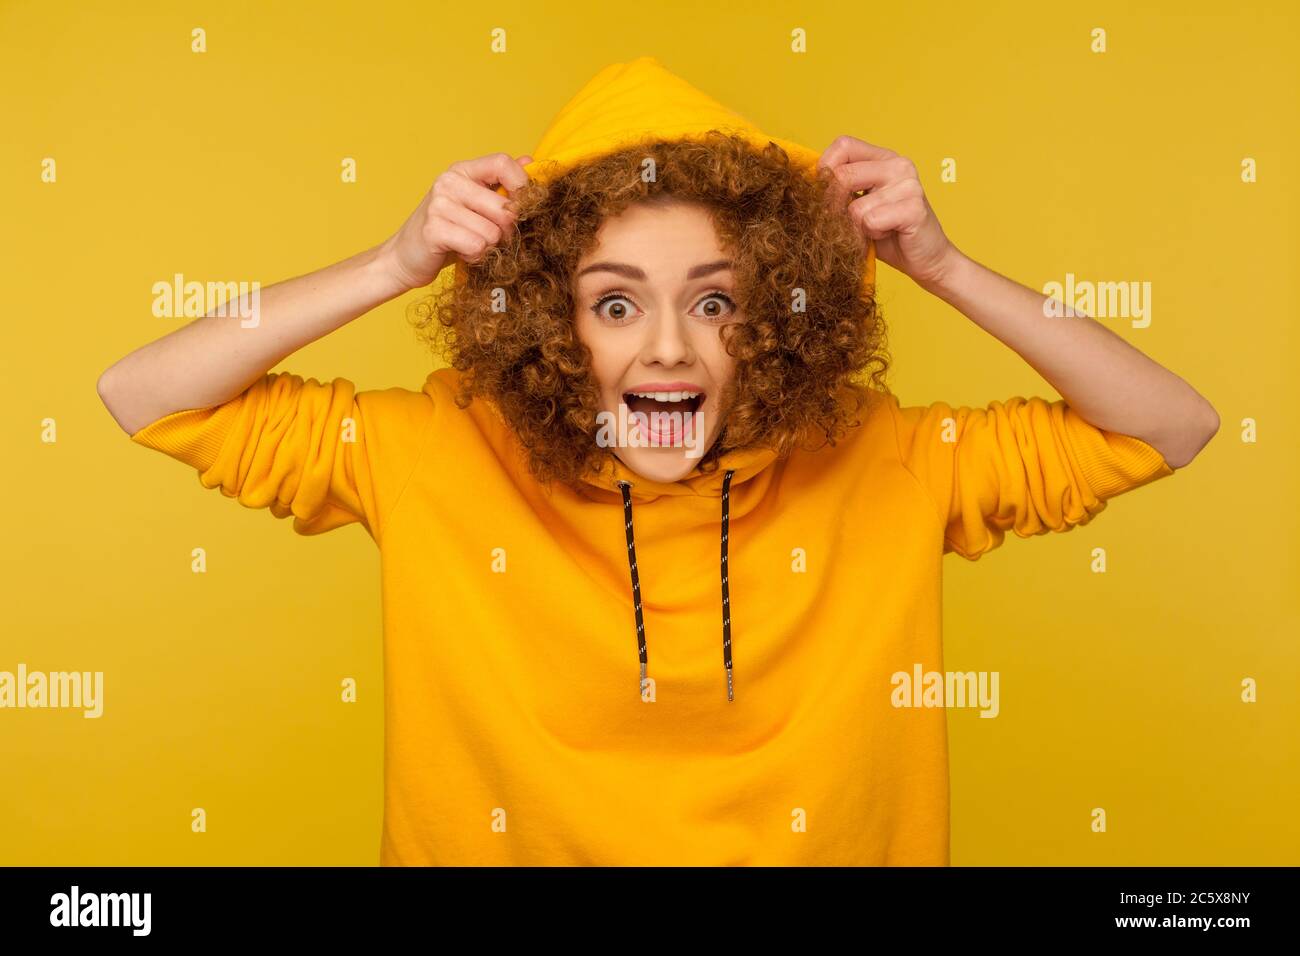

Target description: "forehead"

left=576, top=200, right=728, bottom=276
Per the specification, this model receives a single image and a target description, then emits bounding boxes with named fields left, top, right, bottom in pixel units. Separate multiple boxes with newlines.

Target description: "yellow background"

left=2, top=0, right=1296, bottom=864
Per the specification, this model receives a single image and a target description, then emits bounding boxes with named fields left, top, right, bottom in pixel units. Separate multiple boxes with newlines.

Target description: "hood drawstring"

left=617, top=469, right=737, bottom=702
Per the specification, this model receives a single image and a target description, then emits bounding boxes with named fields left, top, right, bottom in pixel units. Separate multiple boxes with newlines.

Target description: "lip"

left=623, top=380, right=708, bottom=394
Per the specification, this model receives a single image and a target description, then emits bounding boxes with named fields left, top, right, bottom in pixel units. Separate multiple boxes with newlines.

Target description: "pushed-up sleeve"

left=888, top=394, right=1175, bottom=560
left=128, top=371, right=430, bottom=540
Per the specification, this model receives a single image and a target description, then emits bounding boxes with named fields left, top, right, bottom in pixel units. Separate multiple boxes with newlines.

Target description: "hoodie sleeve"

left=127, top=371, right=432, bottom=541
left=887, top=394, right=1175, bottom=560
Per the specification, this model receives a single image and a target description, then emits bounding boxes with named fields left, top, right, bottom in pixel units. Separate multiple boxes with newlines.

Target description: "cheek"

left=576, top=325, right=624, bottom=395
left=703, top=326, right=738, bottom=378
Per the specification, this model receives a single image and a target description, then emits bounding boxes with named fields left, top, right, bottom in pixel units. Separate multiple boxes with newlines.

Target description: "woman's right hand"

left=382, top=152, right=533, bottom=292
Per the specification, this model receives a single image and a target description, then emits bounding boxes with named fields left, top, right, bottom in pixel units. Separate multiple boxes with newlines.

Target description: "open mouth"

left=622, top=390, right=706, bottom=419
left=621, top=389, right=706, bottom=447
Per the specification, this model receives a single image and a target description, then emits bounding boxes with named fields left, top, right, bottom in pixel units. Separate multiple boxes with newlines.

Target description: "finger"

left=826, top=156, right=918, bottom=208
left=433, top=199, right=504, bottom=259
left=819, top=135, right=896, bottom=169
left=434, top=218, right=497, bottom=267
left=818, top=135, right=897, bottom=176
left=850, top=197, right=923, bottom=240
left=848, top=177, right=923, bottom=211
left=439, top=171, right=518, bottom=235
left=456, top=152, right=532, bottom=195
left=506, top=156, right=534, bottom=206
left=824, top=159, right=894, bottom=208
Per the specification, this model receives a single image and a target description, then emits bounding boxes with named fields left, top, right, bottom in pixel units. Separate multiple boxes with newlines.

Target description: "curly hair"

left=408, top=130, right=891, bottom=488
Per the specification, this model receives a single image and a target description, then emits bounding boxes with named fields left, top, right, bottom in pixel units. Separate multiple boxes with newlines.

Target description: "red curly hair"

left=409, top=130, right=890, bottom=487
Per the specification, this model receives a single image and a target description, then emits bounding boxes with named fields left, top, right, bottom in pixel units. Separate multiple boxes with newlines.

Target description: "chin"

left=616, top=446, right=707, bottom=484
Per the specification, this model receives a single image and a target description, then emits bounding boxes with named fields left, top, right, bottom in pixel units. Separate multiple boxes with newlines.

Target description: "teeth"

left=629, top=390, right=700, bottom=402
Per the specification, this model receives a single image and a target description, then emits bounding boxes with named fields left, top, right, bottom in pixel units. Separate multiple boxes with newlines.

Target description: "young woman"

left=98, top=57, right=1217, bottom=866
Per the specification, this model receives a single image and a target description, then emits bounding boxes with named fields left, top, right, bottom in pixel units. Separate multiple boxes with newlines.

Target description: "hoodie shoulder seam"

left=376, top=385, right=437, bottom=542
left=882, top=391, right=949, bottom=541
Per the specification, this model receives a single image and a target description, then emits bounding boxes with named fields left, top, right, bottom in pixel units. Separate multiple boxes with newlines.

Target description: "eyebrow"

left=574, top=259, right=733, bottom=281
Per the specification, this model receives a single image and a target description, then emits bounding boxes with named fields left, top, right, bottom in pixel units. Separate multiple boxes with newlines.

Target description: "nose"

left=638, top=310, right=695, bottom=367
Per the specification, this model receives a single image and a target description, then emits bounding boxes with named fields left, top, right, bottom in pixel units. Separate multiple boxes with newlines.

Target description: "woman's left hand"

left=818, top=135, right=961, bottom=289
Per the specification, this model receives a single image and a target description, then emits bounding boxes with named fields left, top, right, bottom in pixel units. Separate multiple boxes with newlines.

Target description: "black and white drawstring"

left=617, top=469, right=737, bottom=702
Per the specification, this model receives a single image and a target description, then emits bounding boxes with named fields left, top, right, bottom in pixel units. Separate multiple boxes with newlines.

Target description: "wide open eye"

left=692, top=291, right=737, bottom=321
left=591, top=293, right=642, bottom=323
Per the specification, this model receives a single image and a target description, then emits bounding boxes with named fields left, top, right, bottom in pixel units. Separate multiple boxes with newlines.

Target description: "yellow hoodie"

left=127, top=56, right=1175, bottom=865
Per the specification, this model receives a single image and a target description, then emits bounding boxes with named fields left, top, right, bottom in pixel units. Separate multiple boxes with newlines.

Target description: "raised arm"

left=97, top=152, right=532, bottom=436
left=818, top=135, right=1219, bottom=469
